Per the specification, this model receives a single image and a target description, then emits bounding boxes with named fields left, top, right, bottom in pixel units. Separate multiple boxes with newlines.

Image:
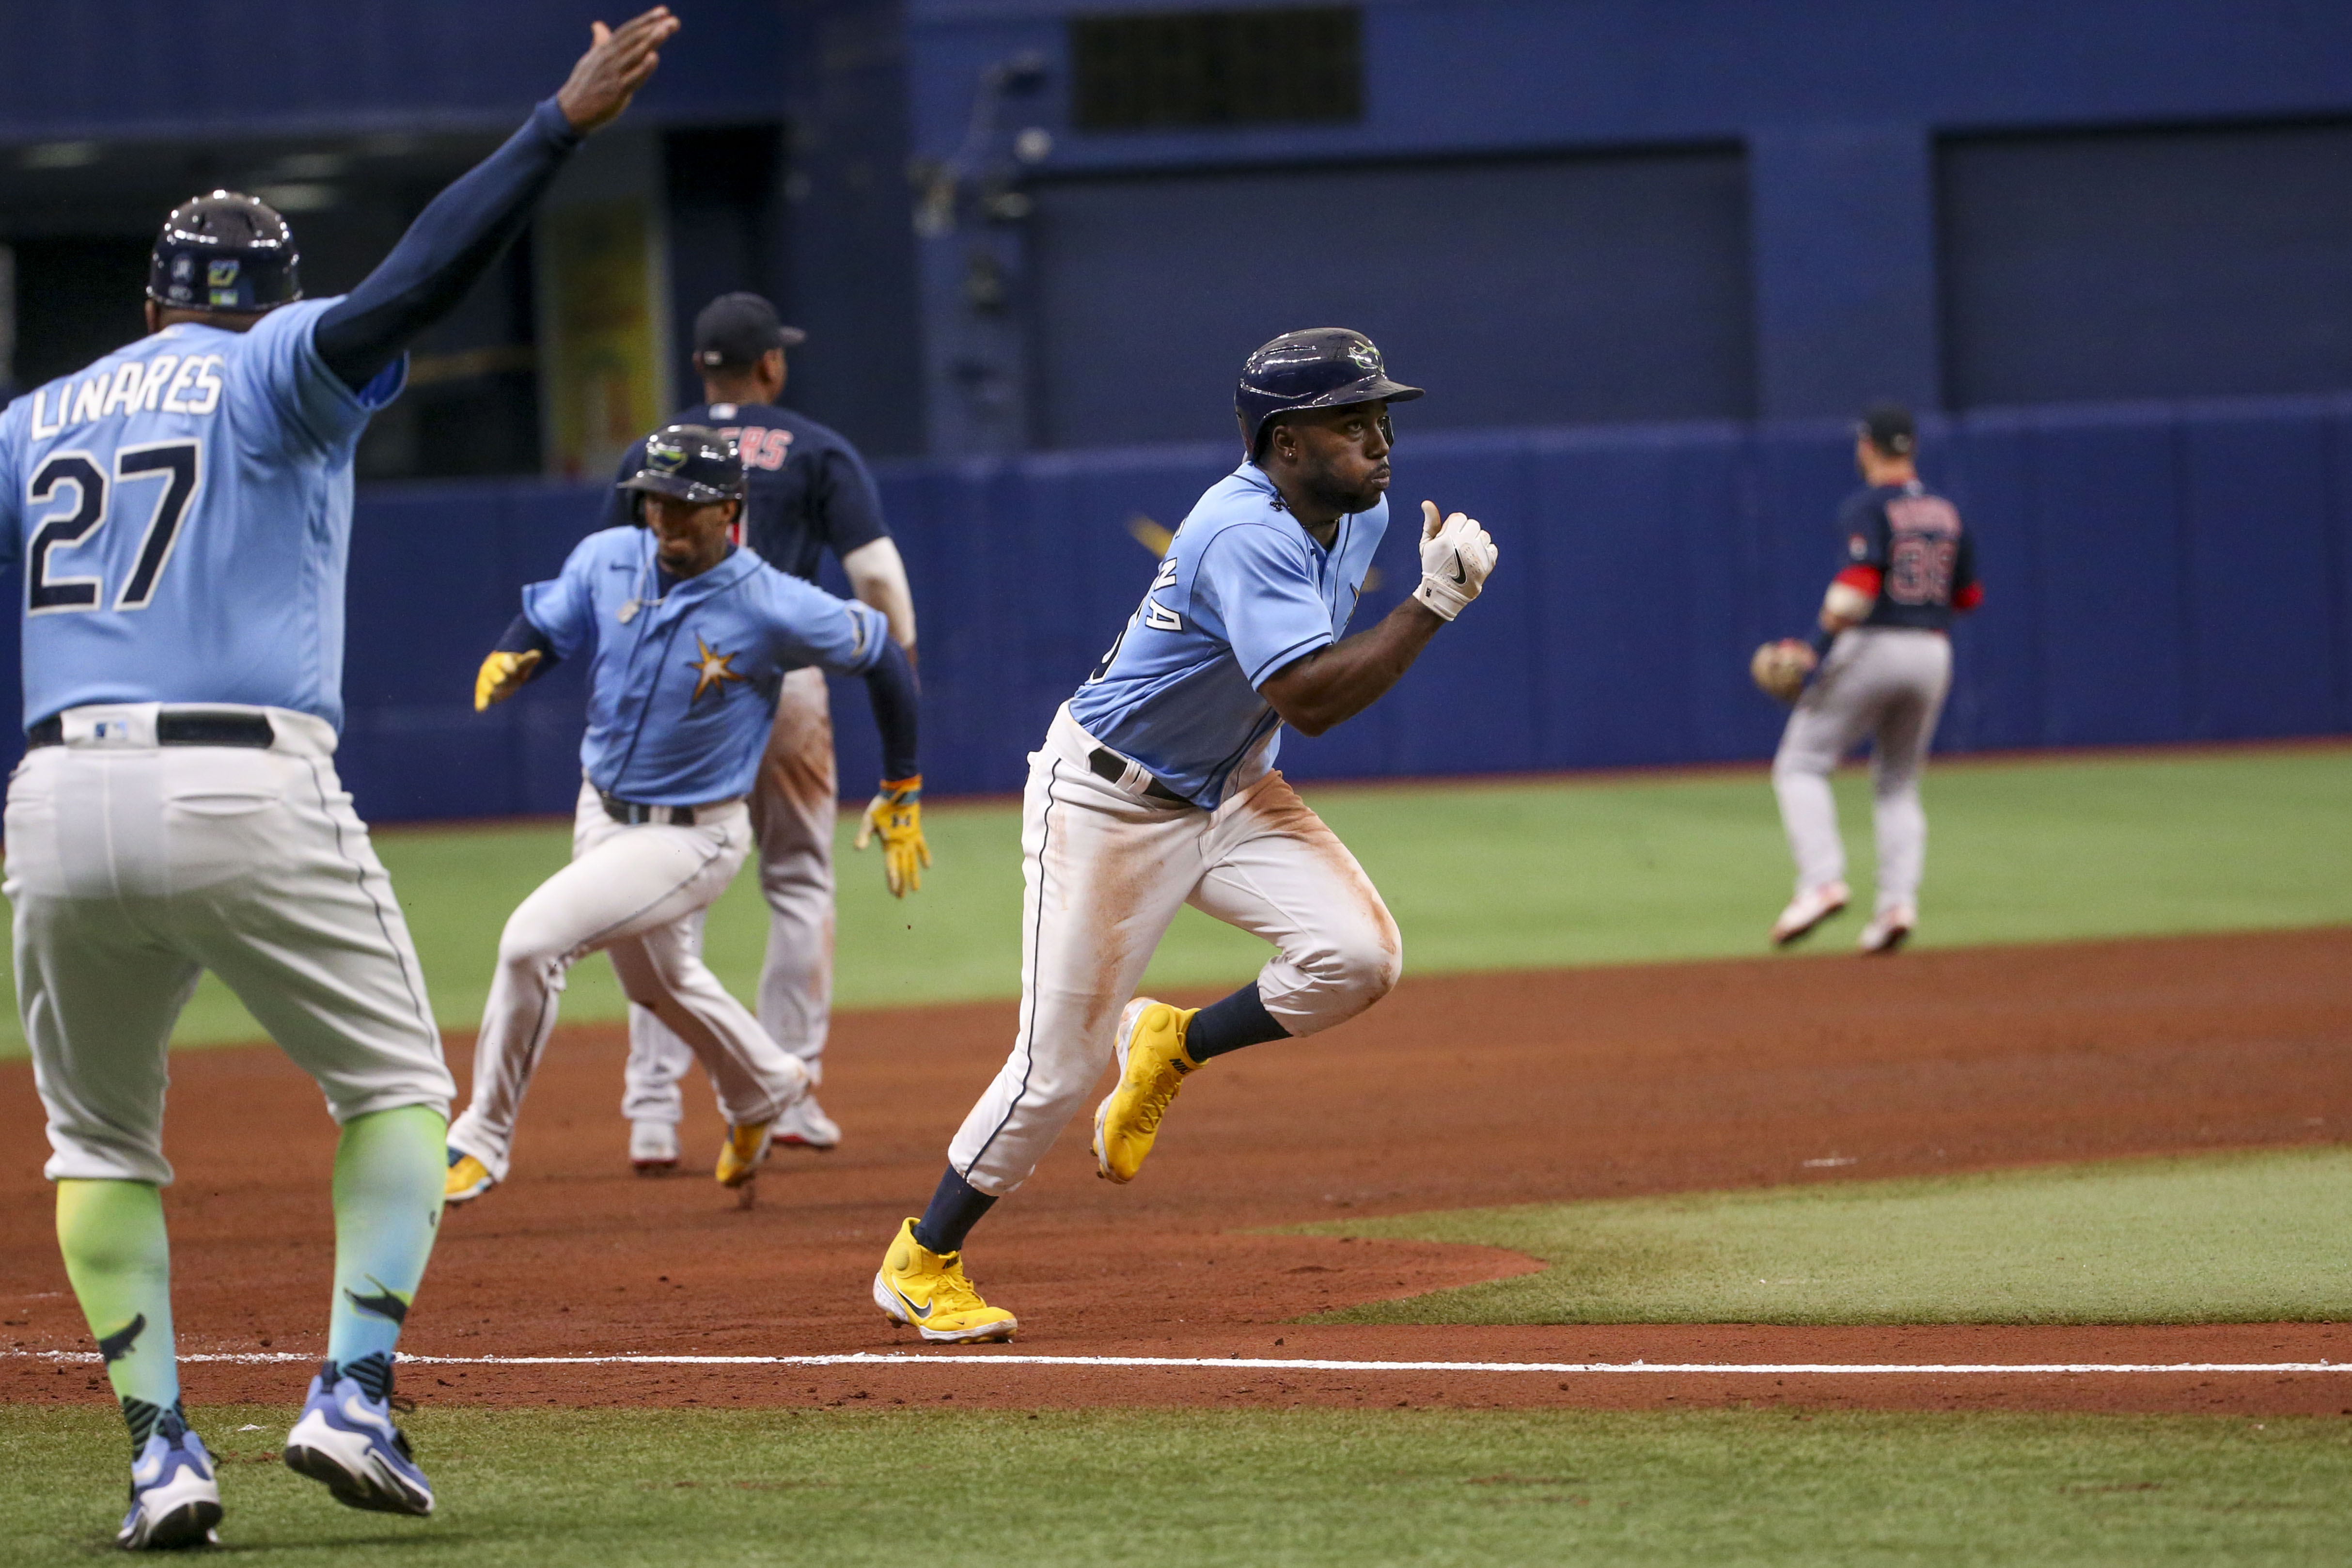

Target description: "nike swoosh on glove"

left=1412, top=500, right=1499, bottom=621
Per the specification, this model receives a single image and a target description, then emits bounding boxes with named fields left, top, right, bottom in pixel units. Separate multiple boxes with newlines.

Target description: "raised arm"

left=314, top=8, right=680, bottom=392
left=1260, top=599, right=1442, bottom=738
left=1261, top=501, right=1496, bottom=737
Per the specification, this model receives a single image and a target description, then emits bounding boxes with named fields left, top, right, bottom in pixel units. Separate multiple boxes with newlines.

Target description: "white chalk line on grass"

left=3, top=1350, right=2345, bottom=1376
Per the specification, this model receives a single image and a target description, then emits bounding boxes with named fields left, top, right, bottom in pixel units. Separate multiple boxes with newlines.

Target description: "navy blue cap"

left=1858, top=402, right=1915, bottom=455
left=692, top=292, right=807, bottom=369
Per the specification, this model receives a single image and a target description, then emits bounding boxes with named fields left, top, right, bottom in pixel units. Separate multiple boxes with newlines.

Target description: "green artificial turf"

left=1, top=1404, right=2345, bottom=1567
left=1, top=745, right=2347, bottom=1056
left=1295, top=1146, right=2352, bottom=1327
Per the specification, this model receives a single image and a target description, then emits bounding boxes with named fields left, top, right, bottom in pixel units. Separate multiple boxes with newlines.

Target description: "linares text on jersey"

left=28, top=354, right=230, bottom=436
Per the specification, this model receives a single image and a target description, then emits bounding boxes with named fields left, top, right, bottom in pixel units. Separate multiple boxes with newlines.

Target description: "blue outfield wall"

left=3, top=396, right=2346, bottom=822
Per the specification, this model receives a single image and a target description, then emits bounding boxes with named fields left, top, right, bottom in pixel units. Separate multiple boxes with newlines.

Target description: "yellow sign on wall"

left=539, top=199, right=668, bottom=481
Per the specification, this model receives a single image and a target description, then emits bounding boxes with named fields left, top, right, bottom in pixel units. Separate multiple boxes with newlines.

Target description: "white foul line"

left=2, top=1349, right=2343, bottom=1375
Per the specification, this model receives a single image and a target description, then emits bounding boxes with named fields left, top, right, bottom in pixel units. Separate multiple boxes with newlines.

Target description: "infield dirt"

left=4, top=928, right=2348, bottom=1417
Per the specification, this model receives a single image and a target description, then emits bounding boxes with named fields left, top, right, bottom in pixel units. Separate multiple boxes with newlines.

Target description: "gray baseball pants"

left=1771, top=626, right=1952, bottom=915
left=946, top=704, right=1402, bottom=1197
left=622, top=665, right=836, bottom=1124
left=6, top=704, right=452, bottom=1185
left=448, top=782, right=809, bottom=1182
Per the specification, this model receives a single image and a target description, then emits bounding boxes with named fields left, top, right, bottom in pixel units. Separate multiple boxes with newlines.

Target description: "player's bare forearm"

left=1818, top=574, right=1875, bottom=634
left=1260, top=597, right=1445, bottom=737
left=843, top=537, right=919, bottom=662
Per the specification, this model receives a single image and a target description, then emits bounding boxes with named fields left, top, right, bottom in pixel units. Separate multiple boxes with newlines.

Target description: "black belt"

left=600, top=791, right=704, bottom=827
left=1087, top=746, right=1192, bottom=805
left=27, top=712, right=275, bottom=749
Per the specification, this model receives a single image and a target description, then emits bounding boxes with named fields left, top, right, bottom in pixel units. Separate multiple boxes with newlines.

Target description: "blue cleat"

left=282, top=1360, right=434, bottom=1517
left=118, top=1411, right=223, bottom=1550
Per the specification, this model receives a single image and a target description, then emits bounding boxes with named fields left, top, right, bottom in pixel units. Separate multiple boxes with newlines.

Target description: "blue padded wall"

left=1942, top=124, right=2352, bottom=408
left=1026, top=148, right=1755, bottom=449
left=1, top=396, right=2344, bottom=822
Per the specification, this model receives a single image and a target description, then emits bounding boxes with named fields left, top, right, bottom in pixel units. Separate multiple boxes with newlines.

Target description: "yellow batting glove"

left=474, top=648, right=542, bottom=711
left=853, top=775, right=930, bottom=897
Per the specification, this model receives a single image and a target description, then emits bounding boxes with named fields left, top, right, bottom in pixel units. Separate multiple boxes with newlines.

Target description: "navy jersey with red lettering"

left=1835, top=480, right=1978, bottom=632
left=598, top=399, right=887, bottom=582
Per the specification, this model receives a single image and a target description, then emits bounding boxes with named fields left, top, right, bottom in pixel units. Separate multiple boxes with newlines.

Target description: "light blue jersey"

left=525, top=526, right=888, bottom=806
left=0, top=300, right=403, bottom=731
left=1068, top=462, right=1387, bottom=806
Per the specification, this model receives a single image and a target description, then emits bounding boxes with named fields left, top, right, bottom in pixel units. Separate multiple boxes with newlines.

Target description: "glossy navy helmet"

left=148, top=191, right=301, bottom=313
left=617, top=424, right=747, bottom=518
left=1235, top=328, right=1423, bottom=457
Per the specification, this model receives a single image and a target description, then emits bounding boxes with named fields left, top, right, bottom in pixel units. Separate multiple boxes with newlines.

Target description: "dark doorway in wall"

left=10, top=235, right=149, bottom=390
left=663, top=122, right=788, bottom=399
left=0, top=126, right=539, bottom=479
left=1027, top=146, right=1753, bottom=448
left=1941, top=119, right=2352, bottom=408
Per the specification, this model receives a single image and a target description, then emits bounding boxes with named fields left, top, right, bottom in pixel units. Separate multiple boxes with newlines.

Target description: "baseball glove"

left=1749, top=639, right=1817, bottom=704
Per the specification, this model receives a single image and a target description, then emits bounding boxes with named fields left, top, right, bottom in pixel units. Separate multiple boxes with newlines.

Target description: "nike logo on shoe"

left=890, top=1284, right=935, bottom=1320
left=338, top=1394, right=399, bottom=1437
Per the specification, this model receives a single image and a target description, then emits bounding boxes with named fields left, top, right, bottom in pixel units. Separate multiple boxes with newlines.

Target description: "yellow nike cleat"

left=443, top=1150, right=493, bottom=1206
left=872, top=1218, right=1017, bottom=1344
left=1091, top=998, right=1201, bottom=1184
left=715, top=1120, right=772, bottom=1188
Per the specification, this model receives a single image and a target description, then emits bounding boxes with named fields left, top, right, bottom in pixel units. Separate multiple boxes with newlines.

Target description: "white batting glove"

left=1412, top=500, right=1499, bottom=621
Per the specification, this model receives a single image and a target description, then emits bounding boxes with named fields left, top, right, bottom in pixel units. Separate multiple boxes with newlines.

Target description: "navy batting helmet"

left=617, top=425, right=747, bottom=519
left=1235, top=328, right=1423, bottom=457
left=148, top=191, right=302, bottom=314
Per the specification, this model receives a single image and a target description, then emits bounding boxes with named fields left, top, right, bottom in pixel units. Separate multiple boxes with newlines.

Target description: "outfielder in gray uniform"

left=1758, top=403, right=1981, bottom=955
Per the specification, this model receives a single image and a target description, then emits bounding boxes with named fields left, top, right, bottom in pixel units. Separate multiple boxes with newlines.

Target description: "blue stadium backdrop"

left=2, top=394, right=2345, bottom=821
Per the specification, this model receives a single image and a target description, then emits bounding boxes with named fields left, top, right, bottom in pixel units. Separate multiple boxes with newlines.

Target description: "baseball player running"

left=1755, top=403, right=1981, bottom=954
left=0, top=9, right=678, bottom=1546
left=603, top=293, right=918, bottom=1172
left=871, top=329, right=1497, bottom=1343
left=444, top=424, right=922, bottom=1204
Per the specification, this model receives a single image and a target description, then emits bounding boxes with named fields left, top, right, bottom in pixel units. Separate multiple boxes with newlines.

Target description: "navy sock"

left=912, top=1167, right=996, bottom=1255
left=335, top=1350, right=395, bottom=1402
left=1184, top=982, right=1290, bottom=1062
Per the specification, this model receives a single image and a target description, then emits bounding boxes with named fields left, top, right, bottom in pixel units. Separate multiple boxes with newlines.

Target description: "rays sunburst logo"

left=686, top=636, right=745, bottom=704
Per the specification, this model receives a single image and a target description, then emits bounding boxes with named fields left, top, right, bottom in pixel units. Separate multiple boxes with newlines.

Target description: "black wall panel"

left=1026, top=148, right=1753, bottom=449
left=1942, top=122, right=2352, bottom=408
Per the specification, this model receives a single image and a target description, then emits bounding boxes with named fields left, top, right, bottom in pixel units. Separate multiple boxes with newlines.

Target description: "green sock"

left=325, top=1105, right=448, bottom=1391
left=55, top=1179, right=182, bottom=1452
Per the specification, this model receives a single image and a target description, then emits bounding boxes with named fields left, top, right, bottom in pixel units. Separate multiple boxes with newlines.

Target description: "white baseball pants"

left=4, top=704, right=452, bottom=1186
left=620, top=665, right=836, bottom=1127
left=947, top=705, right=1402, bottom=1197
left=446, top=781, right=808, bottom=1181
left=1772, top=626, right=1953, bottom=914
